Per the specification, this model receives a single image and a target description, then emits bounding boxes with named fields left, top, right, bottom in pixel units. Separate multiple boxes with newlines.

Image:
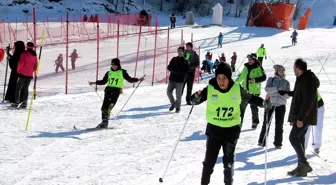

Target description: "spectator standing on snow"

left=291, top=30, right=298, bottom=46
left=236, top=53, right=266, bottom=129
left=258, top=64, right=290, bottom=149
left=257, top=44, right=267, bottom=66
left=304, top=91, right=324, bottom=154
left=55, top=54, right=64, bottom=73
left=12, top=42, right=38, bottom=108
left=83, top=15, right=88, bottom=22
left=170, top=14, right=176, bottom=29
left=69, top=49, right=79, bottom=70
left=231, top=52, right=237, bottom=72
left=182, top=42, right=200, bottom=105
left=279, top=59, right=319, bottom=177
left=218, top=32, right=224, bottom=48
left=220, top=53, right=226, bottom=63
left=4, top=41, right=25, bottom=103
left=167, top=46, right=189, bottom=113
left=191, top=62, right=271, bottom=185
left=89, top=58, right=144, bottom=128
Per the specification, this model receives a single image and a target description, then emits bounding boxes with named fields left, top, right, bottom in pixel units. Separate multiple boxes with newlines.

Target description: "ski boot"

left=169, top=104, right=175, bottom=111
left=314, top=148, right=320, bottom=154
left=252, top=122, right=258, bottom=129
left=96, top=121, right=108, bottom=129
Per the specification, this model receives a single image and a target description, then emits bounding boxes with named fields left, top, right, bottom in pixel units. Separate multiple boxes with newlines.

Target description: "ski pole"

left=115, top=75, right=146, bottom=117
left=312, top=126, right=315, bottom=146
left=2, top=46, right=9, bottom=102
left=159, top=104, right=195, bottom=183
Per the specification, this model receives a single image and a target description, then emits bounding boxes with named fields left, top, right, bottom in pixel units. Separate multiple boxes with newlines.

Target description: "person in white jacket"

left=305, top=92, right=324, bottom=154
left=258, top=64, right=290, bottom=149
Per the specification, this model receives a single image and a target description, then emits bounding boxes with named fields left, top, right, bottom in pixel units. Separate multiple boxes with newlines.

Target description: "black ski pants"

left=289, top=123, right=310, bottom=164
left=240, top=96, right=260, bottom=126
left=170, top=22, right=176, bottom=29
left=258, top=57, right=264, bottom=66
left=258, top=105, right=286, bottom=146
left=101, top=89, right=120, bottom=122
left=182, top=72, right=195, bottom=103
left=14, top=76, right=32, bottom=104
left=201, top=136, right=237, bottom=185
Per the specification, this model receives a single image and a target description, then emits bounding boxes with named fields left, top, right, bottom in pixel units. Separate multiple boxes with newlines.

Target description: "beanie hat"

left=273, top=64, right=285, bottom=72
left=26, top=42, right=34, bottom=49
left=177, top=46, right=185, bottom=52
left=247, top=53, right=258, bottom=61
left=111, top=58, right=121, bottom=67
left=186, top=42, right=193, bottom=49
left=215, top=62, right=232, bottom=80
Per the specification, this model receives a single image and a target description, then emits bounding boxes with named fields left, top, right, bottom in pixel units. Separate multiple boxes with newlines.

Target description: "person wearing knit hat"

left=190, top=62, right=271, bottom=185
left=258, top=64, right=290, bottom=149
left=89, top=58, right=145, bottom=128
left=182, top=42, right=200, bottom=105
left=235, top=53, right=267, bottom=129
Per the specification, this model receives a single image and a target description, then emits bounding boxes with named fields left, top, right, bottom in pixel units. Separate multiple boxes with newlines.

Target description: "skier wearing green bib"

left=191, top=63, right=271, bottom=185
left=89, top=58, right=144, bottom=128
left=235, top=53, right=266, bottom=129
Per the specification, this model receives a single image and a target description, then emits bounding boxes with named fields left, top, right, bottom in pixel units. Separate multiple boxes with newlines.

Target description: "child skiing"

left=231, top=52, right=237, bottom=72
left=69, top=49, right=79, bottom=70
left=218, top=32, right=224, bottom=48
left=191, top=62, right=271, bottom=185
left=55, top=54, right=64, bottom=73
left=89, top=58, right=144, bottom=128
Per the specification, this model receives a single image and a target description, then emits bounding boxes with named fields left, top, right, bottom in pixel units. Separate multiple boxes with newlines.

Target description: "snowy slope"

left=1, top=21, right=336, bottom=185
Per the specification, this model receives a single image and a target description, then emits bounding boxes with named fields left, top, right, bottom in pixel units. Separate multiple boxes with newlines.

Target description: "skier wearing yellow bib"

left=190, top=63, right=271, bottom=185
left=89, top=58, right=144, bottom=128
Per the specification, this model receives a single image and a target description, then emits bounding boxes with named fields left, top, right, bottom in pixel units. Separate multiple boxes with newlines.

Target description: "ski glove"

left=191, top=91, right=202, bottom=105
left=263, top=100, right=272, bottom=110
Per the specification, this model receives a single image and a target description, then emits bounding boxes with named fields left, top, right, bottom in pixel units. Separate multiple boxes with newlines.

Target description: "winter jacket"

left=70, top=52, right=78, bottom=62
left=218, top=34, right=223, bottom=43
left=96, top=68, right=139, bottom=95
left=170, top=16, right=176, bottom=23
left=191, top=78, right=265, bottom=140
left=220, top=56, right=226, bottom=63
left=265, top=74, right=290, bottom=106
left=185, top=50, right=200, bottom=73
left=288, top=70, right=320, bottom=125
left=56, top=56, right=63, bottom=65
left=17, top=49, right=38, bottom=78
left=167, top=56, right=189, bottom=83
left=291, top=31, right=298, bottom=39
left=231, top=55, right=237, bottom=64
left=235, top=62, right=266, bottom=95
left=257, top=47, right=267, bottom=58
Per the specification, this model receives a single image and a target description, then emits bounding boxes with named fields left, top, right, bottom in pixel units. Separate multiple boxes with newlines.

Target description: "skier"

left=12, top=42, right=38, bottom=108
left=190, top=62, right=271, bottom=185
left=291, top=30, right=298, bottom=46
left=230, top=52, right=237, bottom=72
left=235, top=53, right=266, bottom=129
left=69, top=49, right=79, bottom=70
left=4, top=41, right=25, bottom=103
left=218, top=32, right=224, bottom=48
left=280, top=59, right=319, bottom=177
left=182, top=42, right=200, bottom=105
left=55, top=54, right=64, bottom=73
left=256, top=44, right=267, bottom=66
left=167, top=46, right=189, bottom=113
left=88, top=58, right=144, bottom=128
left=170, top=14, right=176, bottom=29
left=258, top=64, right=290, bottom=149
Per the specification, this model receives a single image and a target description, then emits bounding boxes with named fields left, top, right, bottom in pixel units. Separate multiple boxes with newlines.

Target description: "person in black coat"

left=170, top=14, right=176, bottom=29
left=5, top=41, right=25, bottom=103
left=167, top=46, right=189, bottom=113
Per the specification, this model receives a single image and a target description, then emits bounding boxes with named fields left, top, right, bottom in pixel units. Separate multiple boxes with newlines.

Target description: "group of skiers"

left=201, top=51, right=237, bottom=74
left=4, top=41, right=38, bottom=108
left=54, top=49, right=79, bottom=73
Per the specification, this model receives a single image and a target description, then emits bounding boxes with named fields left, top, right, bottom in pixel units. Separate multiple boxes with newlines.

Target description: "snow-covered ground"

left=1, top=21, right=336, bottom=184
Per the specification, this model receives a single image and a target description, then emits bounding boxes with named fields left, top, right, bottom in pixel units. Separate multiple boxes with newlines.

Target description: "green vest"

left=241, top=67, right=263, bottom=95
left=206, top=83, right=241, bottom=128
left=107, top=69, right=124, bottom=88
left=257, top=47, right=266, bottom=57
left=185, top=52, right=191, bottom=62
left=317, top=92, right=321, bottom=101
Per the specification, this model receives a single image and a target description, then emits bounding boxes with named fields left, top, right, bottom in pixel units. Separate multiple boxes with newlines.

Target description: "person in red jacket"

left=12, top=42, right=38, bottom=108
left=69, top=49, right=79, bottom=70
left=231, top=52, right=237, bottom=72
